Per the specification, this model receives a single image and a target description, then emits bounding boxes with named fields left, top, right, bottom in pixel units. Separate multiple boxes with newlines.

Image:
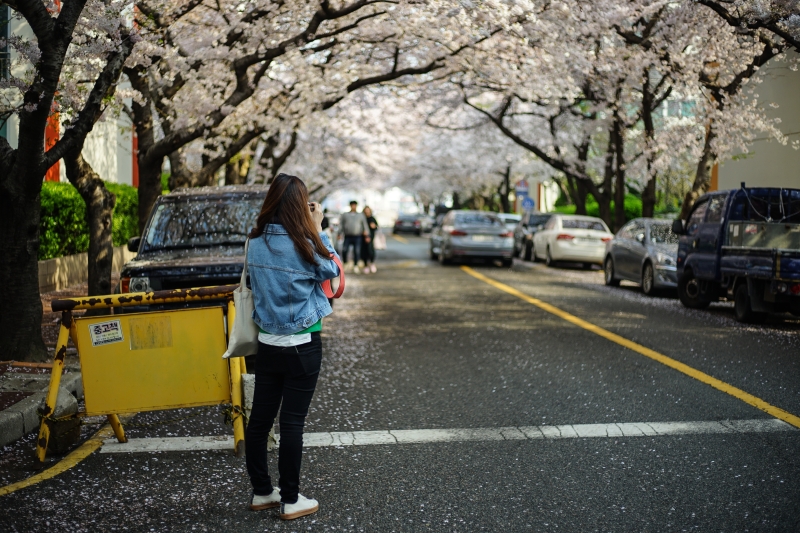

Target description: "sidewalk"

left=0, top=279, right=107, bottom=448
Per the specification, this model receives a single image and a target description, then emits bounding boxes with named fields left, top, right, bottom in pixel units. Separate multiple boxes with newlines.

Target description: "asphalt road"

left=1, top=234, right=799, bottom=532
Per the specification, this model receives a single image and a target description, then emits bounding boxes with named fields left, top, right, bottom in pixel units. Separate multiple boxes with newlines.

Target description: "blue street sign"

left=522, top=196, right=535, bottom=210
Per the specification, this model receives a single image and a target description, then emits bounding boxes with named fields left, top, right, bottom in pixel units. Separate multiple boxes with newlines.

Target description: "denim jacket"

left=247, top=224, right=340, bottom=335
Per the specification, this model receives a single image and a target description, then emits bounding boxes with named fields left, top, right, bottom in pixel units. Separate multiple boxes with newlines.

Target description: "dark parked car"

left=393, top=214, right=424, bottom=235
left=513, top=213, right=553, bottom=261
left=119, top=186, right=268, bottom=302
left=603, top=218, right=678, bottom=295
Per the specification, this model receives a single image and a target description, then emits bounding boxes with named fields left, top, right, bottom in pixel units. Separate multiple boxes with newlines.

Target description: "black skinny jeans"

left=342, top=235, right=362, bottom=264
left=246, top=333, right=322, bottom=504
left=361, top=237, right=375, bottom=263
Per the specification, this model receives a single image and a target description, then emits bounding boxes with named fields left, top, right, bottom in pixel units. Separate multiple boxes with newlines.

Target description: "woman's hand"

left=310, top=202, right=324, bottom=232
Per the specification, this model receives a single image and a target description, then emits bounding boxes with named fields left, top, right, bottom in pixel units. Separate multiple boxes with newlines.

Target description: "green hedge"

left=554, top=194, right=642, bottom=222
left=39, top=182, right=139, bottom=260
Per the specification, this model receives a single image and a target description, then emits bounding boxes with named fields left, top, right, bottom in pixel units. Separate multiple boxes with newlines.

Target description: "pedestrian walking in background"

left=339, top=200, right=370, bottom=273
left=361, top=206, right=378, bottom=273
left=245, top=173, right=340, bottom=521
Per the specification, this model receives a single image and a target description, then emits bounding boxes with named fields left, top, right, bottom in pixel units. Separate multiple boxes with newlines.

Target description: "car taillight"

left=601, top=237, right=612, bottom=242
left=499, top=231, right=513, bottom=238
left=120, top=277, right=131, bottom=293
left=791, top=284, right=800, bottom=295
left=414, top=221, right=421, bottom=226
left=556, top=234, right=574, bottom=240
left=450, top=230, right=468, bottom=236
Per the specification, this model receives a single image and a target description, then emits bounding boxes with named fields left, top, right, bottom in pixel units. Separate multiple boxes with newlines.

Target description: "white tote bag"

left=374, top=230, right=387, bottom=250
left=222, top=239, right=259, bottom=359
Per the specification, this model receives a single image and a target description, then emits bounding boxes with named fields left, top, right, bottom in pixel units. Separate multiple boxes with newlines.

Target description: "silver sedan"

left=603, top=218, right=679, bottom=295
left=430, top=210, right=514, bottom=267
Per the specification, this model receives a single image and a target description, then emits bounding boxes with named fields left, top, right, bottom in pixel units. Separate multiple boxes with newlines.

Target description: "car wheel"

left=604, top=257, right=620, bottom=286
left=523, top=241, right=533, bottom=262
left=734, top=283, right=762, bottom=323
left=641, top=262, right=656, bottom=296
left=545, top=247, right=556, bottom=268
left=677, top=270, right=711, bottom=309
left=501, top=258, right=513, bottom=268
left=415, top=230, right=421, bottom=236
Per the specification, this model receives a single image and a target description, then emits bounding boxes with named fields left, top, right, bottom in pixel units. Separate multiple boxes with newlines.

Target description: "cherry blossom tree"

left=0, top=0, right=138, bottom=360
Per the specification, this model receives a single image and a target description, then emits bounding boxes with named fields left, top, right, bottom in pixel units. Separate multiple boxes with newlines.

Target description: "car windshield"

left=144, top=197, right=262, bottom=251
left=650, top=224, right=678, bottom=244
left=528, top=215, right=551, bottom=226
left=456, top=214, right=503, bottom=226
left=561, top=219, right=607, bottom=231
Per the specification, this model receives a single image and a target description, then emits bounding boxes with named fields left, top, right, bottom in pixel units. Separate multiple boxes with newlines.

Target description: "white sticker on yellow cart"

left=89, top=320, right=124, bottom=347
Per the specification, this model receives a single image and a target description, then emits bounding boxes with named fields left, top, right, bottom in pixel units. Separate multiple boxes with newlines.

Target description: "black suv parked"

left=118, top=186, right=268, bottom=299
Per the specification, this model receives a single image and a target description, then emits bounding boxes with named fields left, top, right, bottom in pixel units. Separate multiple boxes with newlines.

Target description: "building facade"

left=717, top=52, right=800, bottom=191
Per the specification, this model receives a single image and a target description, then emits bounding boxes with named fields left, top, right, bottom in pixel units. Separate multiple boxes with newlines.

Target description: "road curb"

left=0, top=372, right=83, bottom=448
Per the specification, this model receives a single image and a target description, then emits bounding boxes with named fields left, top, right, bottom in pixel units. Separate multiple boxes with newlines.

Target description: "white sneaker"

left=250, top=488, right=281, bottom=511
left=370, top=264, right=377, bottom=273
left=280, top=494, right=319, bottom=520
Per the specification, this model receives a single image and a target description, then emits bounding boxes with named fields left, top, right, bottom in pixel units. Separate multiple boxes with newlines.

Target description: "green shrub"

left=552, top=194, right=642, bottom=223
left=39, top=182, right=89, bottom=260
left=105, top=183, right=139, bottom=247
left=39, top=181, right=139, bottom=260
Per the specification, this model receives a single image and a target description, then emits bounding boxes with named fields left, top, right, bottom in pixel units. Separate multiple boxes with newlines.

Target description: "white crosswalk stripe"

left=99, top=418, right=796, bottom=454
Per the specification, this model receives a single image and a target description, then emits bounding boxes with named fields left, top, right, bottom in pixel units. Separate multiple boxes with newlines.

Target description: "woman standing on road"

left=361, top=206, right=378, bottom=273
left=245, top=173, right=340, bottom=520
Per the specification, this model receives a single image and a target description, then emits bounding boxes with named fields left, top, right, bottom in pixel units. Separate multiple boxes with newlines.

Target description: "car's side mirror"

left=128, top=236, right=141, bottom=252
left=671, top=219, right=685, bottom=235
left=635, top=233, right=645, bottom=244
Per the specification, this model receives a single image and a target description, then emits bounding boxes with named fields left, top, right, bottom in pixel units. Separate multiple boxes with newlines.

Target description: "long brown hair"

left=249, top=174, right=330, bottom=265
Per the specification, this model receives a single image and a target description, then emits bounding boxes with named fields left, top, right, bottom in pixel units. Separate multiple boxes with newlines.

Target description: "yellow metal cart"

left=36, top=286, right=247, bottom=462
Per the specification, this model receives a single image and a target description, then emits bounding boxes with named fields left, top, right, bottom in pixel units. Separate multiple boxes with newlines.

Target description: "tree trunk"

left=642, top=175, right=657, bottom=218
left=168, top=149, right=192, bottom=190
left=597, top=130, right=616, bottom=229
left=137, top=158, right=164, bottom=233
left=680, top=124, right=717, bottom=220
left=452, top=191, right=461, bottom=209
left=613, top=117, right=627, bottom=231
left=126, top=68, right=164, bottom=233
left=0, top=174, right=49, bottom=362
left=575, top=180, right=589, bottom=216
left=63, top=150, right=116, bottom=307
left=498, top=165, right=511, bottom=213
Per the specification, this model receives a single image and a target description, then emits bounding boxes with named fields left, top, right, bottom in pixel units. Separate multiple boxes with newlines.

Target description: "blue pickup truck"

left=672, top=185, right=800, bottom=322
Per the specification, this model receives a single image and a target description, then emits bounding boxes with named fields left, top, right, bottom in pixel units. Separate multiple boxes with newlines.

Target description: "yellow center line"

left=391, top=234, right=409, bottom=244
left=461, top=266, right=800, bottom=429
